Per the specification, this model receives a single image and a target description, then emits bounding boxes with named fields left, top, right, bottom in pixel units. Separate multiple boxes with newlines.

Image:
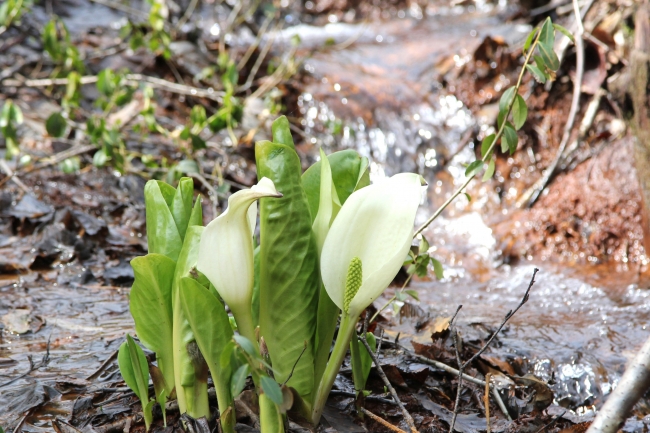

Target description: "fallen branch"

left=360, top=315, right=419, bottom=433
left=0, top=159, right=30, bottom=192
left=360, top=407, right=407, bottom=433
left=586, top=332, right=650, bottom=433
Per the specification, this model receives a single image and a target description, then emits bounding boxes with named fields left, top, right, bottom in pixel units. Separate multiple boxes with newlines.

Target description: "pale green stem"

left=311, top=313, right=358, bottom=426
left=231, top=303, right=258, bottom=350
left=349, top=334, right=365, bottom=395
left=214, top=374, right=236, bottom=433
left=259, top=393, right=285, bottom=433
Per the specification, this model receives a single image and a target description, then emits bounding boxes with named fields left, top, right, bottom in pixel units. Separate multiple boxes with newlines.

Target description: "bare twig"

left=0, top=159, right=29, bottom=192
left=4, top=74, right=225, bottom=102
left=534, top=410, right=566, bottom=433
left=359, top=407, right=408, bottom=433
left=282, top=341, right=308, bottom=386
left=360, top=316, right=419, bottom=433
left=449, top=325, right=464, bottom=433
left=484, top=373, right=492, bottom=433
left=0, top=336, right=51, bottom=388
left=462, top=268, right=538, bottom=368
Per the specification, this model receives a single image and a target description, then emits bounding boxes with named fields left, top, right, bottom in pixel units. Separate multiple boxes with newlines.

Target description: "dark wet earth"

left=2, top=0, right=650, bottom=431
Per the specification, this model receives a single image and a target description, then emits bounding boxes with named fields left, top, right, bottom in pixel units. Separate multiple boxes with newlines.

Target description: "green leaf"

left=59, top=157, right=80, bottom=174
left=538, top=41, right=560, bottom=71
left=526, top=64, right=547, bottom=84
left=46, top=112, right=66, bottom=138
left=260, top=376, right=284, bottom=406
left=271, top=115, right=294, bottom=149
left=190, top=134, right=206, bottom=150
left=522, top=28, right=538, bottom=54
left=464, top=193, right=471, bottom=202
left=480, top=134, right=496, bottom=159
left=404, top=289, right=420, bottom=301
left=190, top=105, right=207, bottom=127
left=144, top=180, right=183, bottom=260
left=512, top=95, right=528, bottom=130
left=539, top=17, right=555, bottom=48
left=130, top=254, right=176, bottom=396
left=553, top=23, right=575, bottom=42
left=465, top=160, right=484, bottom=178
left=179, top=276, right=236, bottom=422
left=503, top=124, right=518, bottom=154
left=482, top=157, right=496, bottom=181
left=302, top=149, right=370, bottom=222
left=233, top=334, right=259, bottom=359
left=118, top=335, right=153, bottom=431
left=256, top=137, right=319, bottom=399
left=499, top=86, right=516, bottom=114
left=230, top=364, right=250, bottom=397
left=431, top=257, right=444, bottom=279
left=97, top=69, right=116, bottom=98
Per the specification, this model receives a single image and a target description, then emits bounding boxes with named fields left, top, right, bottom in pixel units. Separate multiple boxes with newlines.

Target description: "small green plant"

left=120, top=16, right=573, bottom=432
left=42, top=18, right=84, bottom=76
left=0, top=100, right=23, bottom=159
left=118, top=334, right=155, bottom=431
left=0, top=0, right=31, bottom=34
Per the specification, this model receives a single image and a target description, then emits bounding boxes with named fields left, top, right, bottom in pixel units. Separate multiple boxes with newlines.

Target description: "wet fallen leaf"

left=2, top=309, right=33, bottom=334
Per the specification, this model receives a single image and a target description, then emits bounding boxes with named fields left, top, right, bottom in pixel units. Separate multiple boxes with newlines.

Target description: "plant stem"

left=231, top=303, right=258, bottom=350
left=311, top=313, right=358, bottom=425
left=214, top=375, right=236, bottom=433
left=414, top=30, right=542, bottom=237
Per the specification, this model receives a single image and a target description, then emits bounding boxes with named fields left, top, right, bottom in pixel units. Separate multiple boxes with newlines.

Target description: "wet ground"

left=1, top=0, right=650, bottom=431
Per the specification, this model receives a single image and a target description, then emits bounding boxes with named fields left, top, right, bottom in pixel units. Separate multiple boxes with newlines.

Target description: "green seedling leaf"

left=431, top=257, right=444, bottom=279
left=233, top=335, right=259, bottom=360
left=190, top=105, right=207, bottom=127
left=522, top=28, right=538, bottom=54
left=465, top=160, right=484, bottom=178
left=130, top=254, right=176, bottom=397
left=260, top=376, right=284, bottom=406
left=404, top=289, right=420, bottom=301
left=59, top=157, right=80, bottom=174
left=503, top=124, right=518, bottom=154
left=481, top=134, right=496, bottom=159
left=499, top=86, right=516, bottom=114
left=149, top=364, right=169, bottom=426
left=231, top=364, right=250, bottom=397
left=144, top=180, right=183, bottom=260
left=118, top=335, right=153, bottom=431
left=46, top=112, right=66, bottom=138
left=464, top=193, right=471, bottom=202
left=190, top=134, right=206, bottom=150
left=553, top=23, right=575, bottom=42
left=93, top=147, right=110, bottom=167
left=497, top=108, right=507, bottom=129
left=256, top=124, right=319, bottom=398
left=482, top=157, right=496, bottom=181
left=512, top=95, right=528, bottom=130
left=539, top=17, right=555, bottom=48
left=526, top=64, right=547, bottom=84
left=538, top=41, right=560, bottom=71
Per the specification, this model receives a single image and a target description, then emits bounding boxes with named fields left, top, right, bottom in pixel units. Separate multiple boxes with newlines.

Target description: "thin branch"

left=484, top=373, right=492, bottom=433
left=0, top=336, right=50, bottom=388
left=282, top=341, right=308, bottom=386
left=462, top=268, right=538, bottom=369
left=0, top=159, right=30, bottom=192
left=360, top=316, right=419, bottom=433
left=448, top=326, right=464, bottom=433
left=360, top=407, right=407, bottom=433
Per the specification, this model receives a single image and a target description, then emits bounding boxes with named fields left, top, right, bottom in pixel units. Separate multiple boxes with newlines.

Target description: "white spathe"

left=320, top=173, right=424, bottom=318
left=197, top=177, right=281, bottom=312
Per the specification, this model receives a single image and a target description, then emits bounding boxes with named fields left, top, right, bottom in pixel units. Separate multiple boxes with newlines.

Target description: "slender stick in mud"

left=360, top=315, right=419, bottom=433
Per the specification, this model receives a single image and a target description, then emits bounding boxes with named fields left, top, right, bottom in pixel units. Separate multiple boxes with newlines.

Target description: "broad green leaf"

left=180, top=276, right=236, bottom=426
left=130, top=253, right=176, bottom=395
left=503, top=124, right=518, bottom=154
left=256, top=138, right=319, bottom=399
left=259, top=393, right=284, bottom=433
left=172, top=227, right=210, bottom=418
left=302, top=149, right=370, bottom=222
left=499, top=86, right=516, bottom=114
left=171, top=177, right=197, bottom=242
left=271, top=115, right=294, bottom=149
left=233, top=334, right=259, bottom=359
left=46, top=112, right=66, bottom=138
left=534, top=55, right=546, bottom=72
left=553, top=23, right=575, bottom=42
left=311, top=148, right=339, bottom=255
left=538, top=41, right=560, bottom=71
left=465, top=160, right=483, bottom=178
left=144, top=180, right=183, bottom=260
left=404, top=289, right=420, bottom=301
left=481, top=134, right=496, bottom=158
left=118, top=335, right=153, bottom=430
left=526, top=64, right=547, bottom=84
left=512, top=95, right=528, bottom=130
left=539, top=17, right=555, bottom=48
left=260, top=376, right=284, bottom=406
left=482, top=157, right=496, bottom=181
